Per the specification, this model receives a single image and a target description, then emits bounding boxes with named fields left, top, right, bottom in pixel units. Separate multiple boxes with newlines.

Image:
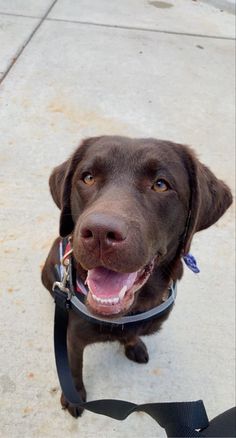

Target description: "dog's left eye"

left=82, top=173, right=95, bottom=186
left=152, top=179, right=169, bottom=192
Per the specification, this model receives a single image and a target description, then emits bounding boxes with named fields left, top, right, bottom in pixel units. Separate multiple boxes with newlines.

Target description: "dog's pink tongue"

left=86, top=267, right=138, bottom=298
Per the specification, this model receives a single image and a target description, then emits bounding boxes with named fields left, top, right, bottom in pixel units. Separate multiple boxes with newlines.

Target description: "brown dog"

left=42, top=136, right=232, bottom=417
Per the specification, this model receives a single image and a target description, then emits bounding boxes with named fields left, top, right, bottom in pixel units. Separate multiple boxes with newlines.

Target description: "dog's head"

left=49, top=136, right=232, bottom=316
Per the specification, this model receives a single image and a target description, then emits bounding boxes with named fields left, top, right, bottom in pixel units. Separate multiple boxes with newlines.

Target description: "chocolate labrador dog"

left=42, top=136, right=232, bottom=417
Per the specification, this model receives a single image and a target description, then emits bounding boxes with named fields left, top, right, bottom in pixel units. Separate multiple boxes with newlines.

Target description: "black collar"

left=69, top=283, right=176, bottom=327
left=53, top=238, right=177, bottom=328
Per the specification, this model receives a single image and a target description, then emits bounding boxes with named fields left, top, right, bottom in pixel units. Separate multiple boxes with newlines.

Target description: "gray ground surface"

left=0, top=1, right=235, bottom=437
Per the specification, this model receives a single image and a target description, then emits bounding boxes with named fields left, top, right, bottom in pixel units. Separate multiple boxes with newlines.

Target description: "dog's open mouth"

left=86, top=260, right=155, bottom=316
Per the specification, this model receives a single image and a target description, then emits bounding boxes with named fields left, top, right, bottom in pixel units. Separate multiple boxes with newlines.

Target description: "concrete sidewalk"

left=0, top=1, right=235, bottom=437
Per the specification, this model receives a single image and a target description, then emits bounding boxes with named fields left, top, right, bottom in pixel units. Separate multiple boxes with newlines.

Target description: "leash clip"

left=54, top=237, right=74, bottom=301
left=53, top=260, right=72, bottom=302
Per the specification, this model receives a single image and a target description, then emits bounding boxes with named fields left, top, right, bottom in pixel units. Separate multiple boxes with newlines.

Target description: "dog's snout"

left=80, top=213, right=128, bottom=247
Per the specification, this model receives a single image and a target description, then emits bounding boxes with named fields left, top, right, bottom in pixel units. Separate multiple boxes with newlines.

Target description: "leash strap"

left=54, top=290, right=209, bottom=437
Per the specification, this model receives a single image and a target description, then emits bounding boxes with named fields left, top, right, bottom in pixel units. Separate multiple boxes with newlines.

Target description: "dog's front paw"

left=60, top=385, right=87, bottom=418
left=125, top=338, right=149, bottom=364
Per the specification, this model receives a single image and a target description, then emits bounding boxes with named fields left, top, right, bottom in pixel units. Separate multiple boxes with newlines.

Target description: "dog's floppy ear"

left=49, top=157, right=75, bottom=236
left=49, top=137, right=101, bottom=237
left=49, top=160, right=69, bottom=209
left=182, top=147, right=232, bottom=254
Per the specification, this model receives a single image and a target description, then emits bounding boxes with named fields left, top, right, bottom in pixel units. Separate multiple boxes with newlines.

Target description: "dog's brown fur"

left=42, top=136, right=232, bottom=417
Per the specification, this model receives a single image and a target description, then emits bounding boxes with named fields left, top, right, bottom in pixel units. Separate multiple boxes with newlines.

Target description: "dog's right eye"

left=82, top=173, right=95, bottom=186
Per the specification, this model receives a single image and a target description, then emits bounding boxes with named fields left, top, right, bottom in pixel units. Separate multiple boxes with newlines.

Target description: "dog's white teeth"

left=118, top=286, right=128, bottom=300
left=90, top=286, right=128, bottom=305
left=91, top=294, right=120, bottom=305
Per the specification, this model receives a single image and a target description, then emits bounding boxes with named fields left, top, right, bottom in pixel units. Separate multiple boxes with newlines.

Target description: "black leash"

left=54, top=290, right=209, bottom=437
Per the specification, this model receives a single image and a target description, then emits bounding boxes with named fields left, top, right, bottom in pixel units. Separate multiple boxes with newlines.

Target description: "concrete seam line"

left=45, top=17, right=236, bottom=41
left=0, top=11, right=41, bottom=20
left=0, top=0, right=58, bottom=86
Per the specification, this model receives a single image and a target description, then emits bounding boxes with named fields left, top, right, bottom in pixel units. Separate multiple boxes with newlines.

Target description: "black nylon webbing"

left=54, top=295, right=209, bottom=437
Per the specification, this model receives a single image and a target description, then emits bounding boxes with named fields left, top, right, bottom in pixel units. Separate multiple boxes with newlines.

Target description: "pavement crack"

left=0, top=0, right=58, bottom=86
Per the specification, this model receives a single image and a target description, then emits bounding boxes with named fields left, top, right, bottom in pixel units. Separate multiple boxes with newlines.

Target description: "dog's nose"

left=79, top=213, right=128, bottom=248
